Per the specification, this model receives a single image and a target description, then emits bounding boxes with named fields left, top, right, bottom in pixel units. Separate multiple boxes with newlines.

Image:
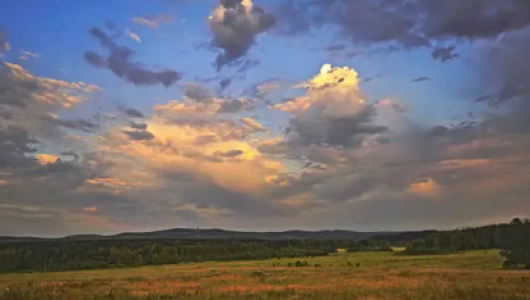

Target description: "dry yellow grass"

left=1, top=250, right=530, bottom=299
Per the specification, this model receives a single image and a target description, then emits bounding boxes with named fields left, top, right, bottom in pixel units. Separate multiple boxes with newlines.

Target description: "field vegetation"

left=1, top=250, right=530, bottom=300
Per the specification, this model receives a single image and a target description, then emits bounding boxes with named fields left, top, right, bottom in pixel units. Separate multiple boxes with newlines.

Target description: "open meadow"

left=1, top=250, right=529, bottom=300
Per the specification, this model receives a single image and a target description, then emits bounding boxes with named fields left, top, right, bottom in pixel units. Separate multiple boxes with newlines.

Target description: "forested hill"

left=0, top=228, right=429, bottom=243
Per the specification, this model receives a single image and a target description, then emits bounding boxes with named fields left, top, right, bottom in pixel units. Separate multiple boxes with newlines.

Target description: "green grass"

left=1, top=250, right=529, bottom=300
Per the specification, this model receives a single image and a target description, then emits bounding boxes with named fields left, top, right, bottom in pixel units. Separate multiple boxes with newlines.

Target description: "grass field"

left=1, top=250, right=530, bottom=299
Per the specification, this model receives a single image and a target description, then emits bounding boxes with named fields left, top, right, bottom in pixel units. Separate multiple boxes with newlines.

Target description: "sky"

left=1, top=0, right=530, bottom=237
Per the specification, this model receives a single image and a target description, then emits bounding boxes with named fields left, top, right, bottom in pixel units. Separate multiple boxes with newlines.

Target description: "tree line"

left=0, top=238, right=371, bottom=273
left=402, top=218, right=530, bottom=268
left=1, top=218, right=528, bottom=273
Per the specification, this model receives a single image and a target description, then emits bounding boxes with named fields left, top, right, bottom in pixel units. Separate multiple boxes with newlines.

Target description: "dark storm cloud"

left=208, top=0, right=276, bottom=70
left=84, top=27, right=181, bottom=87
left=431, top=46, right=459, bottom=62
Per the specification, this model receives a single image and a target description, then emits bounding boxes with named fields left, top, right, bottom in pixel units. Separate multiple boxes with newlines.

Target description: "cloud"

left=0, top=62, right=100, bottom=109
left=44, top=116, right=98, bottom=132
left=275, top=64, right=385, bottom=147
left=121, top=107, right=145, bottom=118
left=125, top=30, right=141, bottom=43
left=129, top=122, right=148, bottom=130
left=240, top=117, right=266, bottom=132
left=7, top=6, right=530, bottom=235
left=420, top=0, right=530, bottom=39
left=208, top=0, right=276, bottom=69
left=411, top=76, right=431, bottom=83
left=156, top=83, right=254, bottom=118
left=84, top=27, right=181, bottom=87
left=83, top=206, right=98, bottom=213
left=124, top=130, right=155, bottom=141
left=408, top=178, right=440, bottom=197
left=279, top=0, right=530, bottom=58
left=0, top=125, right=36, bottom=168
left=431, top=46, right=459, bottom=62
left=35, top=153, right=60, bottom=165
left=133, top=14, right=173, bottom=29
left=184, top=82, right=215, bottom=104
left=19, top=50, right=40, bottom=60
left=215, top=149, right=244, bottom=157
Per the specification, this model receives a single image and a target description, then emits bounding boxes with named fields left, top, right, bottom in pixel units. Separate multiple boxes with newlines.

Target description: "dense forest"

left=0, top=239, right=386, bottom=273
left=0, top=219, right=528, bottom=273
left=403, top=218, right=530, bottom=268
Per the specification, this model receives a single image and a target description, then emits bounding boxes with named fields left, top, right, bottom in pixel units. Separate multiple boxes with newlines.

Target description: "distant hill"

left=0, top=228, right=435, bottom=243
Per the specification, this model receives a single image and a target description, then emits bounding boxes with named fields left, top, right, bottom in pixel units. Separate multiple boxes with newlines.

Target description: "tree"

left=500, top=218, right=530, bottom=269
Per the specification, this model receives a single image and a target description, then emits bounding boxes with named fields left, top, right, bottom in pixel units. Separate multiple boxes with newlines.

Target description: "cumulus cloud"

left=208, top=0, right=276, bottom=69
left=84, top=27, right=181, bottom=87
left=276, top=64, right=385, bottom=147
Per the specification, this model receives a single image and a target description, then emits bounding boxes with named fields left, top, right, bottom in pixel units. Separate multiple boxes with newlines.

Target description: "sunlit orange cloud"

left=83, top=206, right=98, bottom=213
left=240, top=118, right=266, bottom=132
left=275, top=64, right=366, bottom=117
left=4, top=62, right=101, bottom=108
left=209, top=0, right=253, bottom=21
left=99, top=120, right=284, bottom=195
left=408, top=177, right=440, bottom=197
left=35, top=154, right=59, bottom=165
left=84, top=176, right=155, bottom=195
left=0, top=179, right=7, bottom=186
left=281, top=193, right=313, bottom=207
